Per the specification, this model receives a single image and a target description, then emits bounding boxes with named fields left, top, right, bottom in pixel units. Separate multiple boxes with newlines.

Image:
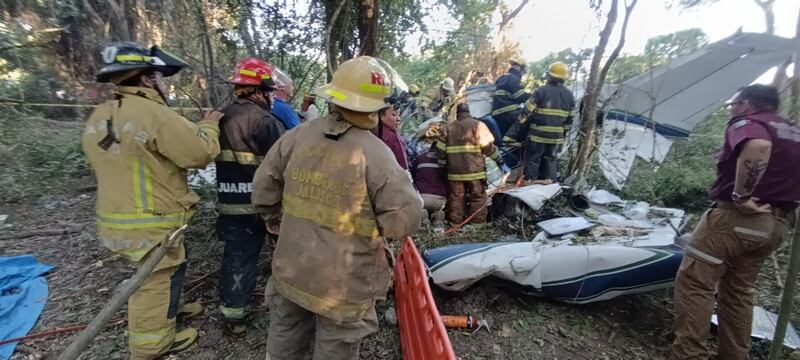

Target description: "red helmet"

left=228, top=58, right=275, bottom=87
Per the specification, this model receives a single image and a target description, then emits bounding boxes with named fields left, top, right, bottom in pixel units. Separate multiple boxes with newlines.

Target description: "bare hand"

left=202, top=110, right=224, bottom=125
left=735, top=197, right=772, bottom=215
left=266, top=218, right=281, bottom=235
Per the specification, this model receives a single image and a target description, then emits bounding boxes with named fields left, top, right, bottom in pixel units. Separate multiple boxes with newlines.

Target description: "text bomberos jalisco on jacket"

left=251, top=111, right=423, bottom=322
left=83, top=86, right=220, bottom=261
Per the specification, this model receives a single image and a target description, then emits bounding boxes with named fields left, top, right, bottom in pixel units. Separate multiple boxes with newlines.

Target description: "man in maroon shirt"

left=672, top=84, right=800, bottom=360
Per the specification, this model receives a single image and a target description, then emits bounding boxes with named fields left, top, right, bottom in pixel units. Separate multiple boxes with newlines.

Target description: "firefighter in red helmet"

left=215, top=58, right=286, bottom=334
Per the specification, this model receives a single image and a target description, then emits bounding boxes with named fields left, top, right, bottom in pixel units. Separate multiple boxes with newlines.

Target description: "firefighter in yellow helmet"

left=252, top=56, right=423, bottom=359
left=519, top=61, right=575, bottom=181
left=83, top=42, right=222, bottom=359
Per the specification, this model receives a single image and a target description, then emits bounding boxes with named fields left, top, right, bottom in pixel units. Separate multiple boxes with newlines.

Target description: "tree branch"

left=498, top=0, right=530, bottom=31
left=325, top=0, right=348, bottom=79
left=598, top=0, right=638, bottom=91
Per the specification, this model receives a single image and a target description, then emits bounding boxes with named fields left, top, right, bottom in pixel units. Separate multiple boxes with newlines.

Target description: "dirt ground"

left=2, top=174, right=800, bottom=360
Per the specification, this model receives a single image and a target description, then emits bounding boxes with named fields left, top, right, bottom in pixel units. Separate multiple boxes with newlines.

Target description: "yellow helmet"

left=316, top=56, right=393, bottom=112
left=548, top=62, right=569, bottom=79
left=408, top=84, right=420, bottom=95
left=510, top=57, right=526, bottom=67
left=441, top=78, right=455, bottom=92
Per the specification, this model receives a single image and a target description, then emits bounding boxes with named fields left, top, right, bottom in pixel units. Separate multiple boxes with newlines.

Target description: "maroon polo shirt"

left=709, top=111, right=800, bottom=211
left=411, top=149, right=447, bottom=197
left=372, top=121, right=409, bottom=170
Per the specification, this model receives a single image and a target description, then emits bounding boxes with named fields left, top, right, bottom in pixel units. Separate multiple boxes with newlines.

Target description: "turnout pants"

left=265, top=279, right=379, bottom=360
left=672, top=203, right=789, bottom=360
left=445, top=180, right=487, bottom=224
left=493, top=110, right=521, bottom=137
left=217, top=214, right=269, bottom=323
left=523, top=141, right=559, bottom=181
left=128, top=242, right=187, bottom=360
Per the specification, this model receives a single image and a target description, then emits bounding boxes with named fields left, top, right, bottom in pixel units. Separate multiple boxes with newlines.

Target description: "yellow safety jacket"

left=82, top=86, right=220, bottom=262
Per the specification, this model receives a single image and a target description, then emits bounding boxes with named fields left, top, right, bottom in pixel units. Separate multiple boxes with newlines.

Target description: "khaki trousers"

left=421, top=194, right=446, bottom=226
left=445, top=180, right=487, bottom=224
left=265, top=279, right=379, bottom=360
left=128, top=243, right=187, bottom=360
left=672, top=205, right=789, bottom=360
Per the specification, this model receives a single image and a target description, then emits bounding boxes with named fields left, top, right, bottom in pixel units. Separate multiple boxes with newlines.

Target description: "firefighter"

left=252, top=56, right=423, bottom=359
left=521, top=61, right=575, bottom=181
left=83, top=42, right=222, bottom=359
left=492, top=57, right=531, bottom=136
left=437, top=103, right=504, bottom=224
left=215, top=58, right=285, bottom=334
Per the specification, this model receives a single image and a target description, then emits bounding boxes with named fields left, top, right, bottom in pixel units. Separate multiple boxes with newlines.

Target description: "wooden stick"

left=56, top=225, right=188, bottom=360
left=0, top=318, right=126, bottom=346
left=769, top=211, right=800, bottom=359
left=0, top=227, right=81, bottom=241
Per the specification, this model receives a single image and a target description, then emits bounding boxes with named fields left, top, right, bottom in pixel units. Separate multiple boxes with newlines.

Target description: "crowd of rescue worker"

left=81, top=39, right=800, bottom=360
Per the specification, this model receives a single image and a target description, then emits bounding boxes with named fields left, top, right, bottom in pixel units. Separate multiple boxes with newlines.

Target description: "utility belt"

left=713, top=200, right=790, bottom=219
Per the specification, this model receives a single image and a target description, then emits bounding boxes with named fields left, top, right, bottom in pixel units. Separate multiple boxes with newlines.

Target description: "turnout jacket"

left=251, top=111, right=423, bottom=322
left=436, top=112, right=503, bottom=181
left=523, top=82, right=576, bottom=145
left=215, top=98, right=285, bottom=215
left=492, top=68, right=530, bottom=117
left=82, top=86, right=220, bottom=262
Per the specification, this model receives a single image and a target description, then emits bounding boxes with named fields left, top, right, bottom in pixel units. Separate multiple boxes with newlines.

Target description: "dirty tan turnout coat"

left=252, top=111, right=423, bottom=322
left=82, top=86, right=220, bottom=263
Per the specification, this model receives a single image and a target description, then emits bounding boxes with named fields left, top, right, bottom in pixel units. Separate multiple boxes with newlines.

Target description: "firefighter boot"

left=178, top=302, right=204, bottom=320
left=166, top=328, right=199, bottom=354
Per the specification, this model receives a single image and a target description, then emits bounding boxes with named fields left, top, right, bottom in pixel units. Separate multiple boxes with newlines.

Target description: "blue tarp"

left=0, top=256, right=53, bottom=360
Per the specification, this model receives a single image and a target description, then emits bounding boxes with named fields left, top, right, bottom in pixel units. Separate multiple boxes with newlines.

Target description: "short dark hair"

left=737, top=84, right=780, bottom=111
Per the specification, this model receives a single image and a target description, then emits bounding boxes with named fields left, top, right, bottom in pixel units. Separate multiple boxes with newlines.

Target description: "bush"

left=584, top=111, right=727, bottom=211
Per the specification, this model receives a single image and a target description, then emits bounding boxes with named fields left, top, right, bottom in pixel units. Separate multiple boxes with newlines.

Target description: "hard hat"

left=510, top=57, right=526, bottom=67
left=228, top=58, right=276, bottom=89
left=96, top=42, right=189, bottom=83
left=548, top=62, right=569, bottom=80
left=272, top=67, right=293, bottom=92
left=316, top=56, right=394, bottom=112
left=441, top=78, right=455, bottom=92
left=408, top=84, right=420, bottom=95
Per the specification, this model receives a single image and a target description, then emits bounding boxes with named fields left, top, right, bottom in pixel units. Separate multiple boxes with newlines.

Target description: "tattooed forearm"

left=734, top=139, right=772, bottom=196
left=742, top=159, right=768, bottom=193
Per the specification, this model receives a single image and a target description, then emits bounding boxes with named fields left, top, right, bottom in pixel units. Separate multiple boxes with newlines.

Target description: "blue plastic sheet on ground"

left=0, top=256, right=53, bottom=360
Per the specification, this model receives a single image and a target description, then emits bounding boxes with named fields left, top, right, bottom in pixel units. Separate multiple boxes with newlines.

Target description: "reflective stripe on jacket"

left=215, top=98, right=285, bottom=215
left=251, top=112, right=423, bottom=322
left=523, top=83, right=576, bottom=145
left=492, top=68, right=530, bottom=116
left=437, top=112, right=502, bottom=181
left=82, top=86, right=220, bottom=262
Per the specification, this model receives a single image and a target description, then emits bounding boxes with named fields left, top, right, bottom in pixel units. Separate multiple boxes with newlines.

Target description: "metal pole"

left=769, top=212, right=800, bottom=359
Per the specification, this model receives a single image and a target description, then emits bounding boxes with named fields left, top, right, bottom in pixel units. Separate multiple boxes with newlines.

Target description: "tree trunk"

left=357, top=0, right=378, bottom=56
left=133, top=0, right=148, bottom=43
left=753, top=0, right=776, bottom=35
left=105, top=0, right=132, bottom=41
left=324, top=0, right=348, bottom=80
left=193, top=0, right=218, bottom=106
left=597, top=0, right=638, bottom=94
left=571, top=0, right=620, bottom=178
left=238, top=2, right=257, bottom=57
